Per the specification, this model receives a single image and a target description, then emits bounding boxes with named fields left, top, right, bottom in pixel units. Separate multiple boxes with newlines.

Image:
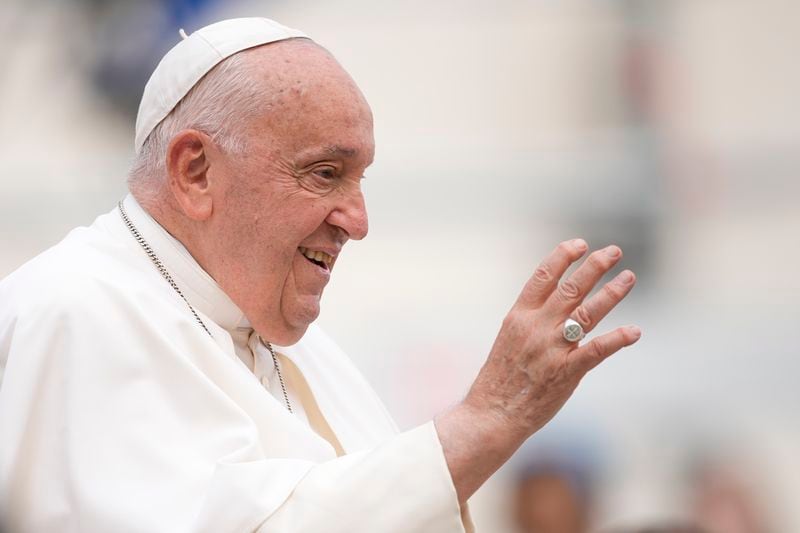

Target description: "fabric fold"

left=0, top=198, right=472, bottom=532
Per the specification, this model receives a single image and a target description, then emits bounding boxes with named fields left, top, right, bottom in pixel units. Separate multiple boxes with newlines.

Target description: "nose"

left=327, top=185, right=369, bottom=240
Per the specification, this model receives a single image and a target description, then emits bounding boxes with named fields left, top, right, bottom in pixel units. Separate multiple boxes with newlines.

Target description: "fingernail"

left=617, top=270, right=634, bottom=284
left=606, top=245, right=621, bottom=258
left=573, top=239, right=588, bottom=251
left=628, top=326, right=642, bottom=339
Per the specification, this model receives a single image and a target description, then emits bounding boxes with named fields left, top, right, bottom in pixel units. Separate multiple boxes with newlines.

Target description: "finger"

left=571, top=270, right=636, bottom=333
left=570, top=325, right=641, bottom=373
left=515, top=239, right=588, bottom=310
left=543, top=245, right=622, bottom=316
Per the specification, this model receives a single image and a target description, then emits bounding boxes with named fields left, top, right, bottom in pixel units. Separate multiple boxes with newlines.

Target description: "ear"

left=165, top=129, right=215, bottom=221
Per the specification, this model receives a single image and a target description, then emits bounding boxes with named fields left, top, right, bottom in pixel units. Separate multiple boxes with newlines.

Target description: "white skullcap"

left=134, top=17, right=307, bottom=153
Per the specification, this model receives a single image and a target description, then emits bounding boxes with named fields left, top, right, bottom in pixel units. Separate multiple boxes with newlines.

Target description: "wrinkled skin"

left=157, top=40, right=374, bottom=345
left=435, top=239, right=641, bottom=503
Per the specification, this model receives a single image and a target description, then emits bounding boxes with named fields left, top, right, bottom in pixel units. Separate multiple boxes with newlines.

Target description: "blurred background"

left=1, top=0, right=798, bottom=531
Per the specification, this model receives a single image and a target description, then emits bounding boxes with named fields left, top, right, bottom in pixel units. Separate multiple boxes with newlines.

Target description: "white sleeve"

left=254, top=423, right=465, bottom=533
left=0, top=281, right=467, bottom=533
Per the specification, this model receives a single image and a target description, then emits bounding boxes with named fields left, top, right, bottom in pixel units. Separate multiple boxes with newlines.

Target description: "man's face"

left=206, top=43, right=375, bottom=345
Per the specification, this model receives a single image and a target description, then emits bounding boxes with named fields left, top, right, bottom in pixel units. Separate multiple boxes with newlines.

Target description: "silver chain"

left=118, top=201, right=293, bottom=413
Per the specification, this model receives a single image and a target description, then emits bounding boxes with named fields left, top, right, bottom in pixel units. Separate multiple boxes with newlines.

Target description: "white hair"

left=127, top=38, right=312, bottom=197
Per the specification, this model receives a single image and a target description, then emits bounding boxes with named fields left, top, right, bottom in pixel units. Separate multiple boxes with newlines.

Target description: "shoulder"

left=0, top=218, right=169, bottom=332
left=0, top=215, right=209, bottom=382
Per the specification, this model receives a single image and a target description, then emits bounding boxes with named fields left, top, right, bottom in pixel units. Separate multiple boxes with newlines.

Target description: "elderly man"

left=0, top=18, right=640, bottom=533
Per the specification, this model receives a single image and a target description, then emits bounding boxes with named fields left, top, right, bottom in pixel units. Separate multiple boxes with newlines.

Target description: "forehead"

left=244, top=42, right=374, bottom=159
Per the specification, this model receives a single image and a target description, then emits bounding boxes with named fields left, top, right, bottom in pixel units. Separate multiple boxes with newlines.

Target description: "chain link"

left=259, top=335, right=293, bottom=414
left=118, top=201, right=293, bottom=413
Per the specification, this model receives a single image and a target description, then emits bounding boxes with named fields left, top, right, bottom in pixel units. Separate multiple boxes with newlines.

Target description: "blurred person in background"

left=688, top=458, right=770, bottom=533
left=609, top=526, right=706, bottom=533
left=0, top=15, right=642, bottom=533
left=512, top=456, right=594, bottom=533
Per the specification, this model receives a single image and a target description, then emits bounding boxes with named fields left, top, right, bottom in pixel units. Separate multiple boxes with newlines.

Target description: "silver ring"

left=562, top=318, right=585, bottom=342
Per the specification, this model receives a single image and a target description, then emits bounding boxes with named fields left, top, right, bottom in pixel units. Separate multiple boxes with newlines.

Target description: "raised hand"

left=464, top=238, right=640, bottom=437
left=435, top=239, right=641, bottom=503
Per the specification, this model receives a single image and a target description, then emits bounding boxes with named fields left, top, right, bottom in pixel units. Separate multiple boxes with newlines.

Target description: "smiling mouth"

left=298, top=247, right=333, bottom=270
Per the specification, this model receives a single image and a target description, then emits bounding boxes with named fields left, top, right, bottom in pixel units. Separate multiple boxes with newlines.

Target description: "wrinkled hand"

left=464, top=238, right=641, bottom=440
left=435, top=239, right=642, bottom=504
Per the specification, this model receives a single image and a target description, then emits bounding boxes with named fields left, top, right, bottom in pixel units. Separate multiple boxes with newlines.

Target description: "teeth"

left=299, top=247, right=333, bottom=267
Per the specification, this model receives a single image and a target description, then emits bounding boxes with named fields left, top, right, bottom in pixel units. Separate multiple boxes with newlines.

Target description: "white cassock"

left=0, top=195, right=475, bottom=533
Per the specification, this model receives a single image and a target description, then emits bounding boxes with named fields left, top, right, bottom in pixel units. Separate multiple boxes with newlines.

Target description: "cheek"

left=245, top=216, right=305, bottom=284
left=276, top=200, right=332, bottom=243
left=301, top=201, right=333, bottom=230
left=217, top=190, right=332, bottom=283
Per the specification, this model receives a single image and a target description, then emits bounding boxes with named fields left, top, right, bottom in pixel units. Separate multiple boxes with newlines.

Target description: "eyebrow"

left=324, top=144, right=358, bottom=157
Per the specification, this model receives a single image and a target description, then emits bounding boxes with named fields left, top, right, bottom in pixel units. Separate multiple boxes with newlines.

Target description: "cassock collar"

left=119, top=194, right=249, bottom=332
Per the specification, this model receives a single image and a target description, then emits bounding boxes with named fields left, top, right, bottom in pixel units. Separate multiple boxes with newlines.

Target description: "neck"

left=131, top=189, right=207, bottom=268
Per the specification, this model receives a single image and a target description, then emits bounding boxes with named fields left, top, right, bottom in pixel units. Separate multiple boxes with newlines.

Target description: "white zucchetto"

left=134, top=17, right=307, bottom=153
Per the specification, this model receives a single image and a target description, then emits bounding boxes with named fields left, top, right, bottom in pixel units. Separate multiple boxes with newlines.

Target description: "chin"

left=270, top=300, right=320, bottom=345
left=271, top=325, right=309, bottom=347
left=245, top=291, right=321, bottom=346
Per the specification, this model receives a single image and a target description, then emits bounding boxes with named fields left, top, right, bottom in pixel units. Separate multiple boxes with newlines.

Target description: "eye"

left=296, top=164, right=343, bottom=195
left=313, top=166, right=338, bottom=180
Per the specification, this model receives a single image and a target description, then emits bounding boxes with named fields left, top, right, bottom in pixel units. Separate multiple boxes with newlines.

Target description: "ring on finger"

left=562, top=318, right=585, bottom=342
